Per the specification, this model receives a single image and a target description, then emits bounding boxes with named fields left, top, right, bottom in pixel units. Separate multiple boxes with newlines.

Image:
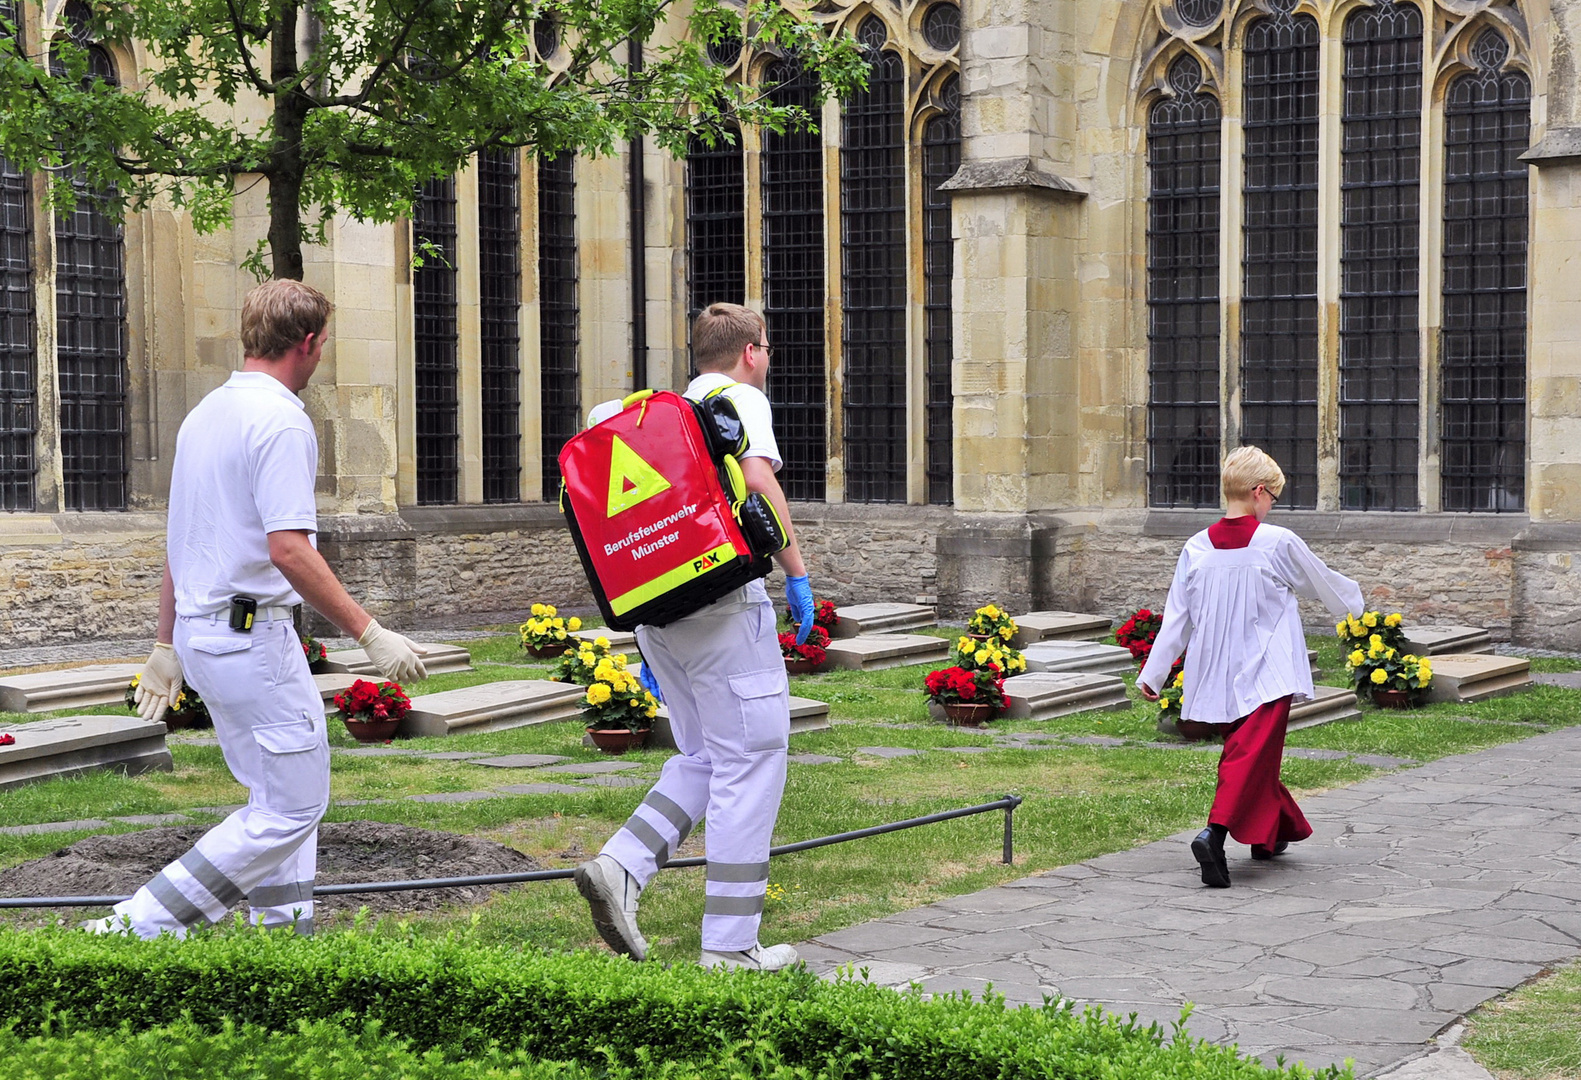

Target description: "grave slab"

left=399, top=680, right=585, bottom=738
left=314, top=673, right=359, bottom=710
left=1020, top=640, right=1135, bottom=676
left=1424, top=654, right=1532, bottom=704
left=994, top=672, right=1131, bottom=721
left=571, top=628, right=640, bottom=653
left=823, top=634, right=950, bottom=671
left=321, top=643, right=473, bottom=677
left=1158, top=684, right=1362, bottom=739
left=648, top=695, right=831, bottom=750
left=1403, top=626, right=1494, bottom=656
left=830, top=603, right=937, bottom=639
left=0, top=663, right=143, bottom=713
left=1010, top=611, right=1113, bottom=648
left=0, top=714, right=172, bottom=790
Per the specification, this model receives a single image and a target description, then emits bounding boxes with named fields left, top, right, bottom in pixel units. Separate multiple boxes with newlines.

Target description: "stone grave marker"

left=399, top=680, right=585, bottom=738
left=1009, top=611, right=1112, bottom=648
left=314, top=673, right=359, bottom=711
left=571, top=628, right=639, bottom=653
left=321, top=643, right=472, bottom=677
left=1403, top=625, right=1494, bottom=656
left=823, top=634, right=950, bottom=671
left=1020, top=640, right=1134, bottom=676
left=0, top=663, right=143, bottom=713
left=972, top=672, right=1130, bottom=722
left=1424, top=654, right=1531, bottom=704
left=1157, top=684, right=1361, bottom=739
left=0, top=714, right=172, bottom=790
left=643, top=695, right=831, bottom=751
left=830, top=603, right=936, bottom=639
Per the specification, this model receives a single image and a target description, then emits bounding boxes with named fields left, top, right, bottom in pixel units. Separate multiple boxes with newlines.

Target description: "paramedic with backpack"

left=575, top=302, right=816, bottom=972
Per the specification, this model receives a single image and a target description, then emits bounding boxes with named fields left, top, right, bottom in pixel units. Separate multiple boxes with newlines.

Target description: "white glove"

left=134, top=643, right=183, bottom=724
left=358, top=619, right=428, bottom=684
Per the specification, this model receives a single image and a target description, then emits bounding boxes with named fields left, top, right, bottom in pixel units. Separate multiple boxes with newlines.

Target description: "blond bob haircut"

left=241, top=279, right=334, bottom=360
left=691, top=302, right=765, bottom=372
left=1221, top=446, right=1286, bottom=501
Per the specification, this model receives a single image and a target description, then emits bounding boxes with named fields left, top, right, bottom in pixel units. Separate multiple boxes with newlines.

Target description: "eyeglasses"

left=752, top=342, right=772, bottom=360
left=1258, top=484, right=1279, bottom=504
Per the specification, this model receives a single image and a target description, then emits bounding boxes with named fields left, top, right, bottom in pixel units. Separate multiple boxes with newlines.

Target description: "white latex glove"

left=358, top=619, right=428, bottom=684
left=134, top=643, right=183, bottom=724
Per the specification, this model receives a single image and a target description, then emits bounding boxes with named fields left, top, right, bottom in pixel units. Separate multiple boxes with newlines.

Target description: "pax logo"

left=606, top=436, right=673, bottom=516
left=692, top=551, right=724, bottom=573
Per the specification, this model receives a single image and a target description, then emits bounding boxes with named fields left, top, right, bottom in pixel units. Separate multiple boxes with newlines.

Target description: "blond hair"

left=1221, top=446, right=1286, bottom=501
left=691, top=302, right=765, bottom=372
left=241, top=280, right=334, bottom=360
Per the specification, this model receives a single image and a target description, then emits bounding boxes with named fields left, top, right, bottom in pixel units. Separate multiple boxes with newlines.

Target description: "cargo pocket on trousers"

left=188, top=636, right=253, bottom=656
left=729, top=668, right=790, bottom=754
left=251, top=715, right=327, bottom=813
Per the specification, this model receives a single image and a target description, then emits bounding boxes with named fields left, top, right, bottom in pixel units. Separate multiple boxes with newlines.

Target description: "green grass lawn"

left=2, top=627, right=1579, bottom=974
left=1464, top=959, right=1581, bottom=1078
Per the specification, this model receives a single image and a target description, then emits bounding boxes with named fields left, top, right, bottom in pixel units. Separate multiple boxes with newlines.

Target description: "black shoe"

left=1250, top=841, right=1289, bottom=861
left=1191, top=828, right=1231, bottom=888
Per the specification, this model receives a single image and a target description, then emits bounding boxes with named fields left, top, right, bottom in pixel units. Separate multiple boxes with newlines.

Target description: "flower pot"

left=941, top=702, right=996, bottom=728
left=343, top=716, right=401, bottom=743
left=587, top=727, right=651, bottom=754
left=161, top=711, right=193, bottom=732
left=1370, top=688, right=1416, bottom=709
left=307, top=658, right=331, bottom=675
left=784, top=657, right=817, bottom=676
left=525, top=642, right=571, bottom=660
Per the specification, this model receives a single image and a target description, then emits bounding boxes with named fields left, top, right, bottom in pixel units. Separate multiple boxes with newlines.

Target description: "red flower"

left=337, top=679, right=411, bottom=723
left=0, top=733, right=13, bottom=746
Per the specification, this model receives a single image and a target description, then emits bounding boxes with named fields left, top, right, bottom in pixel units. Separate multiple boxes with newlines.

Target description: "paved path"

left=799, top=725, right=1581, bottom=1078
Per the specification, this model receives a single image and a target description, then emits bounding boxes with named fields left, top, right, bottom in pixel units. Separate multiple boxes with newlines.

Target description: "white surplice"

left=1138, top=522, right=1364, bottom=726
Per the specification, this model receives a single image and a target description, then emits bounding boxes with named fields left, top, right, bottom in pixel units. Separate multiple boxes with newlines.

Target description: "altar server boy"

left=1139, top=447, right=1364, bottom=888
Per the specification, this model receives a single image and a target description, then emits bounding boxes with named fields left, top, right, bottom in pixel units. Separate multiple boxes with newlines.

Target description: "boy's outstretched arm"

left=1278, top=534, right=1364, bottom=619
left=1139, top=548, right=1195, bottom=699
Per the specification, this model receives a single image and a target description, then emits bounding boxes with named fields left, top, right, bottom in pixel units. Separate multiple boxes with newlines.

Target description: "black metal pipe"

left=0, top=797, right=1023, bottom=909
left=627, top=35, right=647, bottom=391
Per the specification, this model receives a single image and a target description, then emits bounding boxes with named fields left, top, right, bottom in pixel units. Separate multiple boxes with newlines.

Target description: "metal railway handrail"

left=0, top=795, right=1023, bottom=909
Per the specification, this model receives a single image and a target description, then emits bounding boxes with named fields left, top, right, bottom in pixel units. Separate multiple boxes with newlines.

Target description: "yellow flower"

left=1348, top=650, right=1365, bottom=666
left=544, top=604, right=557, bottom=616
left=129, top=673, right=141, bottom=689
left=1370, top=668, right=1389, bottom=685
left=586, top=683, right=612, bottom=706
left=974, top=649, right=990, bottom=665
left=982, top=605, right=999, bottom=618
left=999, top=626, right=1014, bottom=641
left=645, top=705, right=658, bottom=718
left=1362, top=612, right=1378, bottom=628
left=1160, top=697, right=1172, bottom=709
left=568, top=617, right=582, bottom=631
left=595, top=635, right=610, bottom=649
left=1385, top=613, right=1403, bottom=628
left=1172, top=672, right=1185, bottom=687
left=1385, top=648, right=1396, bottom=660
left=1369, top=644, right=1384, bottom=659
left=531, top=603, right=546, bottom=617
left=1335, top=621, right=1347, bottom=637
left=553, top=629, right=566, bottom=640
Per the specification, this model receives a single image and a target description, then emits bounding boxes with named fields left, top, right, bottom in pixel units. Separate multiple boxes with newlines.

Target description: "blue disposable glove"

left=785, top=575, right=815, bottom=645
left=638, top=661, right=665, bottom=704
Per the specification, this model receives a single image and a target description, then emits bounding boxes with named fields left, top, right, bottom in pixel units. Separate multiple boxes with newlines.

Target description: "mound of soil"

left=0, top=821, right=543, bottom=920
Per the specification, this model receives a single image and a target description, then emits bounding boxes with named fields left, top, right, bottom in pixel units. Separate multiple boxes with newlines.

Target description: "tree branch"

left=223, top=0, right=276, bottom=95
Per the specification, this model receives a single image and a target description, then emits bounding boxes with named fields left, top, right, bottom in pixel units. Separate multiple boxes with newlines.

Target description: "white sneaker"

left=79, top=914, right=132, bottom=936
left=700, top=943, right=801, bottom=972
left=573, top=854, right=648, bottom=961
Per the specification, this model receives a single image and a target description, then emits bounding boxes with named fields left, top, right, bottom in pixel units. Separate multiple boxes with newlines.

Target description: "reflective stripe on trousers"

left=602, top=598, right=789, bottom=952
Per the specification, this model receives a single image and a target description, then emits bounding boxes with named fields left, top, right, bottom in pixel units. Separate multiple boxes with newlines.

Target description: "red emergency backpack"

left=558, top=389, right=788, bottom=631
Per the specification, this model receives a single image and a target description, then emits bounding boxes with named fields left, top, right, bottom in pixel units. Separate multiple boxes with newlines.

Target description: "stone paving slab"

left=799, top=726, right=1581, bottom=1078
left=788, top=753, right=842, bottom=765
left=111, top=813, right=190, bottom=826
left=854, top=746, right=924, bottom=759
left=470, top=754, right=571, bottom=768
left=1534, top=670, right=1581, bottom=689
left=496, top=782, right=590, bottom=796
left=0, top=818, right=111, bottom=836
left=580, top=775, right=649, bottom=788
left=538, top=760, right=643, bottom=775
left=406, top=790, right=499, bottom=804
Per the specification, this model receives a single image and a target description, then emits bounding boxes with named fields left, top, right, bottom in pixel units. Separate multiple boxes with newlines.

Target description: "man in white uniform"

left=575, top=302, right=817, bottom=971
left=94, top=279, right=427, bottom=939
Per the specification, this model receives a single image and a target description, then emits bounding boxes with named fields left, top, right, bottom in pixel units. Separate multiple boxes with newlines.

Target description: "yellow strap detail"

left=608, top=542, right=739, bottom=615
left=622, top=389, right=655, bottom=408
left=722, top=454, right=747, bottom=503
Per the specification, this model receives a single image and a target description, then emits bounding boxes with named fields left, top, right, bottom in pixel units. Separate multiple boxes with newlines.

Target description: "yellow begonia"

left=1349, top=650, right=1365, bottom=666
left=974, top=650, right=989, bottom=665
left=1370, top=668, right=1389, bottom=685
left=595, top=636, right=610, bottom=648
left=553, top=630, right=566, bottom=640
left=999, top=626, right=1014, bottom=641
left=1362, top=612, right=1378, bottom=628
left=1335, top=621, right=1347, bottom=637
left=1173, top=672, right=1185, bottom=687
left=586, top=683, right=612, bottom=705
left=1160, top=697, right=1172, bottom=709
left=1385, top=613, right=1403, bottom=628
left=531, top=603, right=547, bottom=617
left=568, top=617, right=582, bottom=631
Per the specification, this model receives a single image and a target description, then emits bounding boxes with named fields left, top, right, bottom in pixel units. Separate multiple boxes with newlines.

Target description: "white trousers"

left=112, top=615, right=329, bottom=938
left=602, top=598, right=790, bottom=952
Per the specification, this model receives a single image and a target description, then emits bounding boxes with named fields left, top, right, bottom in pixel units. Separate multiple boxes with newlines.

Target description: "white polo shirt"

left=586, top=375, right=783, bottom=471
left=167, top=371, right=319, bottom=617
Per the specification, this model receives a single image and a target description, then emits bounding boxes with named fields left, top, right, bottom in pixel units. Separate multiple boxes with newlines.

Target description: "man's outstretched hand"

left=134, top=643, right=183, bottom=723
left=785, top=575, right=815, bottom=645
left=358, top=620, right=429, bottom=684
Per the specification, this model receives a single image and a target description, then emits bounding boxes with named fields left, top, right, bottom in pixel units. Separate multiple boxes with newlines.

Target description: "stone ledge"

left=1144, top=510, right=1525, bottom=545
left=1520, top=128, right=1581, bottom=165
left=1512, top=522, right=1581, bottom=553
left=938, top=157, right=1088, bottom=199
left=0, top=511, right=168, bottom=548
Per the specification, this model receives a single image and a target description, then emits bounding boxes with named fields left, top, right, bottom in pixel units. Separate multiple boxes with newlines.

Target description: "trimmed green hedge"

left=0, top=929, right=1349, bottom=1079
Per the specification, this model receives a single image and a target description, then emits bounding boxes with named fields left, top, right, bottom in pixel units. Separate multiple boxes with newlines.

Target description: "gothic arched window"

left=1147, top=55, right=1221, bottom=509
left=841, top=17, right=907, bottom=504
left=1240, top=8, right=1320, bottom=509
left=922, top=76, right=960, bottom=507
left=1339, top=1, right=1423, bottom=511
left=479, top=149, right=521, bottom=503
left=413, top=175, right=459, bottom=505
left=538, top=151, right=580, bottom=501
left=1441, top=30, right=1529, bottom=512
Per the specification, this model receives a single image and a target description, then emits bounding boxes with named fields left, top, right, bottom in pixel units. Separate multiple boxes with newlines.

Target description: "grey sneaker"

left=574, top=854, right=648, bottom=960
left=700, top=943, right=801, bottom=972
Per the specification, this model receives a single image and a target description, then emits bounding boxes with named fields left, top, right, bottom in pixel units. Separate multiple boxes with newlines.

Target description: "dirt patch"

left=0, top=821, right=543, bottom=921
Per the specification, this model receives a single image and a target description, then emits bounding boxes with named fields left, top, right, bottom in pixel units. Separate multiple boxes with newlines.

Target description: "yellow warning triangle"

left=607, top=434, right=673, bottom=516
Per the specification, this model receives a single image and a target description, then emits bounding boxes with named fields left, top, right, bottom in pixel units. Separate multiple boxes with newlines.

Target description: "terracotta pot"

left=941, top=701, right=997, bottom=728
left=343, top=716, right=401, bottom=743
left=784, top=657, right=817, bottom=676
left=587, top=726, right=651, bottom=754
left=525, top=642, right=571, bottom=660
left=966, top=632, right=993, bottom=643
left=1370, top=688, right=1416, bottom=709
left=161, top=710, right=193, bottom=732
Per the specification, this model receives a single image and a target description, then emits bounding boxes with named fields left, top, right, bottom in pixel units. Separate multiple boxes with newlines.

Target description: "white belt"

left=184, top=606, right=296, bottom=625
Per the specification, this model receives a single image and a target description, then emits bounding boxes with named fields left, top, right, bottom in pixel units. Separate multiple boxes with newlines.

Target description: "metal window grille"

left=1339, top=2, right=1422, bottom=511
left=55, top=43, right=126, bottom=512
left=1147, top=56, right=1221, bottom=509
left=685, top=131, right=746, bottom=320
left=1177, top=0, right=1224, bottom=27
left=1240, top=13, right=1320, bottom=509
left=413, top=175, right=459, bottom=505
left=761, top=60, right=825, bottom=501
left=538, top=151, right=579, bottom=501
left=479, top=149, right=522, bottom=504
left=1441, top=32, right=1529, bottom=513
left=0, top=0, right=34, bottom=511
left=841, top=18, right=907, bottom=504
left=922, top=4, right=961, bottom=51
left=922, top=77, right=960, bottom=506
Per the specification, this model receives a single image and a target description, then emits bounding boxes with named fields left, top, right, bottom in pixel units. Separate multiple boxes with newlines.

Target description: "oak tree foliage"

left=0, top=0, right=864, bottom=279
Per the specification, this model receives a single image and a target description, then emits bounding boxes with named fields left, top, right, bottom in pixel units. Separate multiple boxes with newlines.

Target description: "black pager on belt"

left=229, top=595, right=258, bottom=632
